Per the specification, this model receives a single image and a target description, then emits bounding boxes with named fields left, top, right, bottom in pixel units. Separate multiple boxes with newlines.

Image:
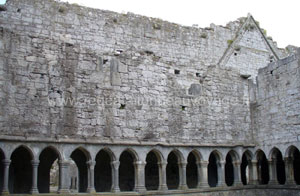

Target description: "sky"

left=1, top=0, right=299, bottom=48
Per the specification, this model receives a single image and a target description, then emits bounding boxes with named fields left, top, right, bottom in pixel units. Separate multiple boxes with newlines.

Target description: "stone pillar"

left=197, top=161, right=209, bottom=188
left=158, top=162, right=168, bottom=191
left=58, top=160, right=70, bottom=193
left=30, top=160, right=40, bottom=194
left=249, top=160, right=258, bottom=185
left=284, top=157, right=295, bottom=185
left=87, top=161, right=96, bottom=193
left=217, top=161, right=226, bottom=187
left=134, top=161, right=146, bottom=193
left=1, top=159, right=11, bottom=195
left=233, top=161, right=242, bottom=186
left=178, top=161, right=188, bottom=190
left=111, top=161, right=120, bottom=192
left=268, top=159, right=278, bottom=185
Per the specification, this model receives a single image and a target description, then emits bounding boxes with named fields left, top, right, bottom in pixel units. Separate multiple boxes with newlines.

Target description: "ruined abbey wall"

left=0, top=0, right=286, bottom=146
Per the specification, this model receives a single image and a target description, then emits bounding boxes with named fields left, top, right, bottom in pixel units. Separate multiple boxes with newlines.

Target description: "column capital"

left=134, top=161, right=146, bottom=166
left=251, top=160, right=258, bottom=165
left=198, top=160, right=209, bottom=166
left=178, top=161, right=188, bottom=167
left=284, top=157, right=294, bottom=162
left=86, top=160, right=96, bottom=167
left=111, top=160, right=120, bottom=169
left=31, top=160, right=40, bottom=166
left=233, top=161, right=241, bottom=166
left=158, top=161, right=167, bottom=166
left=59, top=160, right=70, bottom=167
left=2, top=159, right=11, bottom=165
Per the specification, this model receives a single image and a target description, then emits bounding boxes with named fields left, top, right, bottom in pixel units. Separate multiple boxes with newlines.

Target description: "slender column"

left=178, top=161, right=188, bottom=190
left=111, top=161, right=120, bottom=192
left=30, top=160, right=40, bottom=194
left=249, top=160, right=258, bottom=185
left=233, top=161, right=242, bottom=186
left=158, top=162, right=168, bottom=191
left=87, top=161, right=96, bottom=193
left=284, top=157, right=295, bottom=185
left=217, top=161, right=226, bottom=187
left=1, top=159, right=11, bottom=195
left=58, top=160, right=70, bottom=193
left=197, top=161, right=209, bottom=188
left=268, top=159, right=278, bottom=185
left=134, top=161, right=146, bottom=193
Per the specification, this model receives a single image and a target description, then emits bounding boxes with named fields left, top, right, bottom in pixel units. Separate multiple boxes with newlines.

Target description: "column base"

left=234, top=181, right=243, bottom=186
left=285, top=180, right=296, bottom=186
left=111, top=187, right=120, bottom=193
left=249, top=180, right=258, bottom=185
left=87, top=187, right=96, bottom=193
left=179, top=184, right=188, bottom=190
left=30, top=188, right=39, bottom=194
left=268, top=180, right=278, bottom=185
left=197, top=183, right=209, bottom=189
left=0, top=191, right=10, bottom=195
left=58, top=188, right=70, bottom=194
left=159, top=184, right=168, bottom=191
left=134, top=186, right=146, bottom=193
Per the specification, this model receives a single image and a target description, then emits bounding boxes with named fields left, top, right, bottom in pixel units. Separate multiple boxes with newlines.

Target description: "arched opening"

left=208, top=152, right=220, bottom=187
left=241, top=152, right=251, bottom=185
left=95, top=150, right=112, bottom=192
left=0, top=149, right=5, bottom=193
left=70, top=148, right=89, bottom=193
left=119, top=150, right=135, bottom=191
left=257, top=150, right=269, bottom=185
left=166, top=151, right=179, bottom=189
left=270, top=148, right=285, bottom=185
left=186, top=152, right=198, bottom=189
left=38, top=147, right=60, bottom=193
left=293, top=148, right=300, bottom=185
left=145, top=151, right=159, bottom=190
left=225, top=153, right=234, bottom=186
left=9, top=146, right=33, bottom=193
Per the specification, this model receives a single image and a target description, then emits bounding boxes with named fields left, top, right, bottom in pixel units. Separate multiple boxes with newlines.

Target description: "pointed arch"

left=208, top=150, right=223, bottom=187
left=119, top=149, right=137, bottom=191
left=225, top=150, right=239, bottom=186
left=186, top=150, right=200, bottom=188
left=145, top=149, right=163, bottom=190
left=256, top=150, right=269, bottom=185
left=241, top=150, right=253, bottom=185
left=166, top=150, right=181, bottom=190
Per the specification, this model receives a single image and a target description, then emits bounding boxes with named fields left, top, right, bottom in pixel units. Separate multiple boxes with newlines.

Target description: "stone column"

left=111, top=161, right=120, bottom=192
left=217, top=161, right=226, bottom=187
left=30, top=160, right=40, bottom=194
left=87, top=161, right=96, bottom=193
left=1, top=159, right=11, bottom=195
left=249, top=160, right=258, bottom=185
left=58, top=160, right=70, bottom=193
left=197, top=161, right=209, bottom=188
left=158, top=162, right=168, bottom=191
left=178, top=161, right=188, bottom=190
left=268, top=159, right=278, bottom=185
left=134, top=161, right=146, bottom=193
left=284, top=157, right=295, bottom=185
left=233, top=161, right=242, bottom=186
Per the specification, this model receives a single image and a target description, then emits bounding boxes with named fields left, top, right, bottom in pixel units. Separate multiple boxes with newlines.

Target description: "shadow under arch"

left=225, top=150, right=239, bottom=187
left=166, top=149, right=183, bottom=190
left=38, top=146, right=62, bottom=193
left=9, top=145, right=34, bottom=193
left=186, top=149, right=202, bottom=189
left=145, top=149, right=164, bottom=190
left=94, top=148, right=116, bottom=192
left=256, top=149, right=269, bottom=185
left=285, top=145, right=300, bottom=184
left=119, top=149, right=138, bottom=191
left=269, top=147, right=285, bottom=184
left=208, top=150, right=223, bottom=187
left=241, top=150, right=253, bottom=185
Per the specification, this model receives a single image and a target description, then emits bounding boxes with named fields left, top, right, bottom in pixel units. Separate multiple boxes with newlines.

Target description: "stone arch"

left=119, top=149, right=137, bottom=191
left=9, top=145, right=34, bottom=193
left=70, top=147, right=91, bottom=193
left=186, top=150, right=201, bottom=189
left=256, top=149, right=269, bottom=185
left=285, top=145, right=300, bottom=185
left=241, top=150, right=253, bottom=185
left=225, top=150, right=239, bottom=186
left=166, top=150, right=182, bottom=190
left=0, top=148, right=5, bottom=193
left=38, top=146, right=61, bottom=193
left=94, top=148, right=114, bottom=192
left=145, top=149, right=163, bottom=190
left=208, top=150, right=223, bottom=187
left=269, top=147, right=285, bottom=184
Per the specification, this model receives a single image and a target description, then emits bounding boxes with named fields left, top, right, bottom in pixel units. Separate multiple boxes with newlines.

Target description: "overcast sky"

left=1, top=0, right=299, bottom=48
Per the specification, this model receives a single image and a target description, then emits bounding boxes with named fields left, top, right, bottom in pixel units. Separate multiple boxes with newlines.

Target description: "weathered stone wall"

left=254, top=48, right=300, bottom=152
left=0, top=0, right=290, bottom=146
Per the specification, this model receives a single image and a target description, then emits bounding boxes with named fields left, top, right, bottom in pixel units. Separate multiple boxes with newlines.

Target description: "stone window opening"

left=95, top=150, right=112, bottom=192
left=174, top=69, right=180, bottom=75
left=166, top=151, right=180, bottom=189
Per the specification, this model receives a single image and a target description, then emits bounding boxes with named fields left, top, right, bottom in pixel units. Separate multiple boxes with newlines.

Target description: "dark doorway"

left=95, top=150, right=112, bottom=192
left=0, top=149, right=4, bottom=193
left=70, top=148, right=89, bottom=193
left=186, top=152, right=198, bottom=188
left=38, top=147, right=60, bottom=193
left=208, top=153, right=218, bottom=187
left=257, top=151, right=269, bottom=185
left=9, top=146, right=33, bottom=193
left=145, top=151, right=159, bottom=190
left=119, top=151, right=135, bottom=191
left=166, top=152, right=179, bottom=189
left=225, top=154, right=234, bottom=186
left=241, top=153, right=250, bottom=185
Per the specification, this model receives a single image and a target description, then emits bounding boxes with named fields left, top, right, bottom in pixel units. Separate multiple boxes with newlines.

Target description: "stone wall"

left=254, top=48, right=300, bottom=152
